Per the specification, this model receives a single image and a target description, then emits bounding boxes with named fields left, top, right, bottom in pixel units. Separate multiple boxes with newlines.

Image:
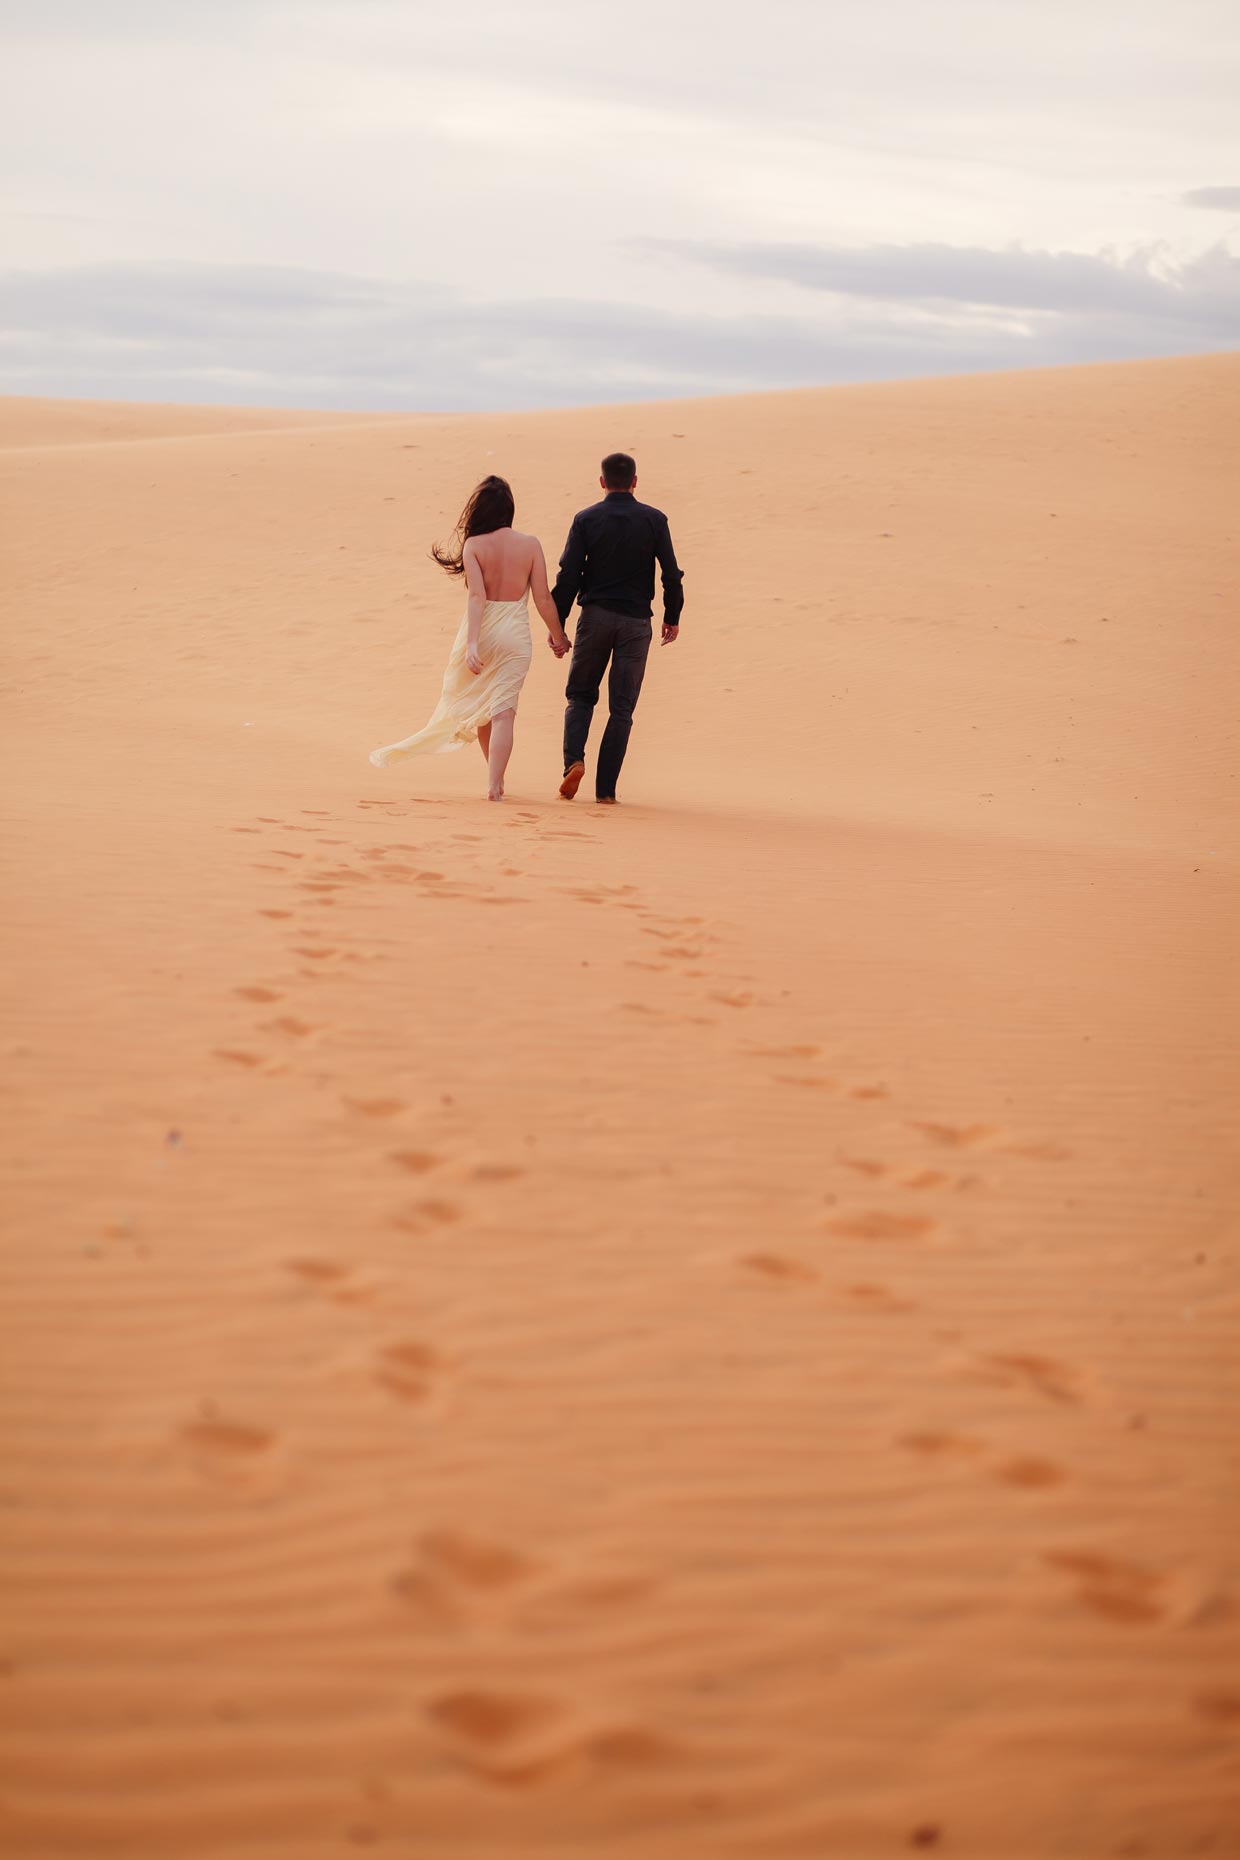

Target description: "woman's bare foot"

left=485, top=709, right=515, bottom=809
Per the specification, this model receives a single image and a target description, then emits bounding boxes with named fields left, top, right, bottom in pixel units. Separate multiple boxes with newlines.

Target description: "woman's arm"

left=463, top=541, right=486, bottom=675
left=529, top=540, right=570, bottom=657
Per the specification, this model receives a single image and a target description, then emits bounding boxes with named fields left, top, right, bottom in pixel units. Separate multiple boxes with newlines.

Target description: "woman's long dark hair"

left=431, top=474, right=515, bottom=576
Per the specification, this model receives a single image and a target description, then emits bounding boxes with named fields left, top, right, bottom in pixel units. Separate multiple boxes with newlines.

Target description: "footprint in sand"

left=775, top=1074, right=837, bottom=1090
left=900, top=1431, right=987, bottom=1458
left=258, top=909, right=293, bottom=920
left=213, top=1049, right=266, bottom=1069
left=178, top=1409, right=279, bottom=1483
left=392, top=1531, right=653, bottom=1637
left=391, top=1530, right=541, bottom=1622
left=471, top=1163, right=525, bottom=1183
left=288, top=1257, right=349, bottom=1287
left=375, top=1340, right=445, bottom=1402
left=390, top=1198, right=463, bottom=1231
left=1043, top=1549, right=1168, bottom=1624
left=825, top=1211, right=937, bottom=1241
left=343, top=1096, right=405, bottom=1118
left=286, top=1258, right=379, bottom=1306
left=995, top=1456, right=1067, bottom=1488
left=234, top=985, right=282, bottom=1003
left=1191, top=1690, right=1240, bottom=1724
left=286, top=1257, right=351, bottom=1286
left=425, top=1689, right=562, bottom=1764
left=842, top=1157, right=888, bottom=1178
left=739, top=1251, right=819, bottom=1284
left=420, top=1531, right=537, bottom=1590
left=973, top=1352, right=1083, bottom=1405
left=842, top=1282, right=916, bottom=1313
left=260, top=1015, right=318, bottom=1039
left=901, top=1429, right=1068, bottom=1491
left=181, top=1413, right=274, bottom=1455
left=423, top=1689, right=673, bottom=1786
left=911, top=1119, right=1072, bottom=1162
left=912, top=1120, right=1004, bottom=1149
left=389, top=1149, right=443, bottom=1175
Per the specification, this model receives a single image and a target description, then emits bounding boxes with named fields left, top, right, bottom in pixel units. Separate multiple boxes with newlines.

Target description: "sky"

left=2, top=0, right=1238, bottom=409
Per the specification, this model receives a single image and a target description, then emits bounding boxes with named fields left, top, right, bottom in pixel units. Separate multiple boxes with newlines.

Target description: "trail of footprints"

left=223, top=808, right=768, bottom=1066
left=281, top=1143, right=537, bottom=1408
left=229, top=807, right=1076, bottom=1397
left=209, top=805, right=1143, bottom=1649
left=208, top=807, right=571, bottom=1453
left=389, top=1531, right=671, bottom=1784
left=220, top=805, right=512, bottom=1071
left=733, top=1073, right=1102, bottom=1584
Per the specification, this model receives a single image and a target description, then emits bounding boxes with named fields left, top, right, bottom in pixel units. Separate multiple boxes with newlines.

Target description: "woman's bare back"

left=468, top=528, right=538, bottom=601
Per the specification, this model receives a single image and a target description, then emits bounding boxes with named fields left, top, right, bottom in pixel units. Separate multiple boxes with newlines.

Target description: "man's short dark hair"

left=601, top=452, right=636, bottom=489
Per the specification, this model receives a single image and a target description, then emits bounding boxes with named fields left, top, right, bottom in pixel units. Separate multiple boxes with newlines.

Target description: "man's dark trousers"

left=563, top=603, right=653, bottom=799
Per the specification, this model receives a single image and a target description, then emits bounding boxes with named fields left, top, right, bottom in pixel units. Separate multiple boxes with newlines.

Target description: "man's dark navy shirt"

left=552, top=491, right=685, bottom=628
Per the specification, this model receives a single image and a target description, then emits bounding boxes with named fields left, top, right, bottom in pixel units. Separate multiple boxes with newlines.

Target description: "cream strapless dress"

left=369, top=595, right=533, bottom=767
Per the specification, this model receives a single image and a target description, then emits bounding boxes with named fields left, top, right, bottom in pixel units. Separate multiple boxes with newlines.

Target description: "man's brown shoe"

left=559, top=762, right=585, bottom=799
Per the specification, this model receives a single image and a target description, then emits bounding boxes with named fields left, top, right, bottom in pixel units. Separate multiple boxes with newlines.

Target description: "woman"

left=369, top=475, right=570, bottom=801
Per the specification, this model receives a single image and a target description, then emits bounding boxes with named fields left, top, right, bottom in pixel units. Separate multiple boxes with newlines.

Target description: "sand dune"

left=2, top=355, right=1237, bottom=1858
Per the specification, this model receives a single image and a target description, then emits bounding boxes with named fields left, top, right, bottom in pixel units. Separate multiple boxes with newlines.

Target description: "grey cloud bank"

left=1183, top=186, right=1240, bottom=211
left=643, top=239, right=1240, bottom=334
left=2, top=249, right=1235, bottom=412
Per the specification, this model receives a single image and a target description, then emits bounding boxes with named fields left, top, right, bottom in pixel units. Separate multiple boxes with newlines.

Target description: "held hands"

left=547, top=631, right=571, bottom=660
left=466, top=643, right=484, bottom=676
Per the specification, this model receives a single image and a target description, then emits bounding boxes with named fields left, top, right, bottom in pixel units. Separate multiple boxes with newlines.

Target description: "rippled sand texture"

left=2, top=356, right=1238, bottom=1859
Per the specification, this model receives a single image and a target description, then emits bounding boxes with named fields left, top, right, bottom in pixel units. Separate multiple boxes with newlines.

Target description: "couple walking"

left=369, top=453, right=684, bottom=803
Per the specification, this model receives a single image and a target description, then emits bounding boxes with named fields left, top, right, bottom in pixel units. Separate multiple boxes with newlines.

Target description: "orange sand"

left=2, top=356, right=1238, bottom=1858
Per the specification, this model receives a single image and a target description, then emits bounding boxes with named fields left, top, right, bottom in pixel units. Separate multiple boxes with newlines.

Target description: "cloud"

left=1, top=253, right=1235, bottom=412
left=1183, top=186, right=1240, bottom=211
left=638, top=239, right=1240, bottom=340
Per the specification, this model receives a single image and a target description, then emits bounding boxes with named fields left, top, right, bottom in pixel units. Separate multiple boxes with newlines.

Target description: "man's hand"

left=548, top=633, right=571, bottom=659
left=661, top=624, right=680, bottom=646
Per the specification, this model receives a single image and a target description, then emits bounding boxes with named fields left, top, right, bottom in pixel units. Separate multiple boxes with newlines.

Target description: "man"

left=551, top=452, right=684, bottom=804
